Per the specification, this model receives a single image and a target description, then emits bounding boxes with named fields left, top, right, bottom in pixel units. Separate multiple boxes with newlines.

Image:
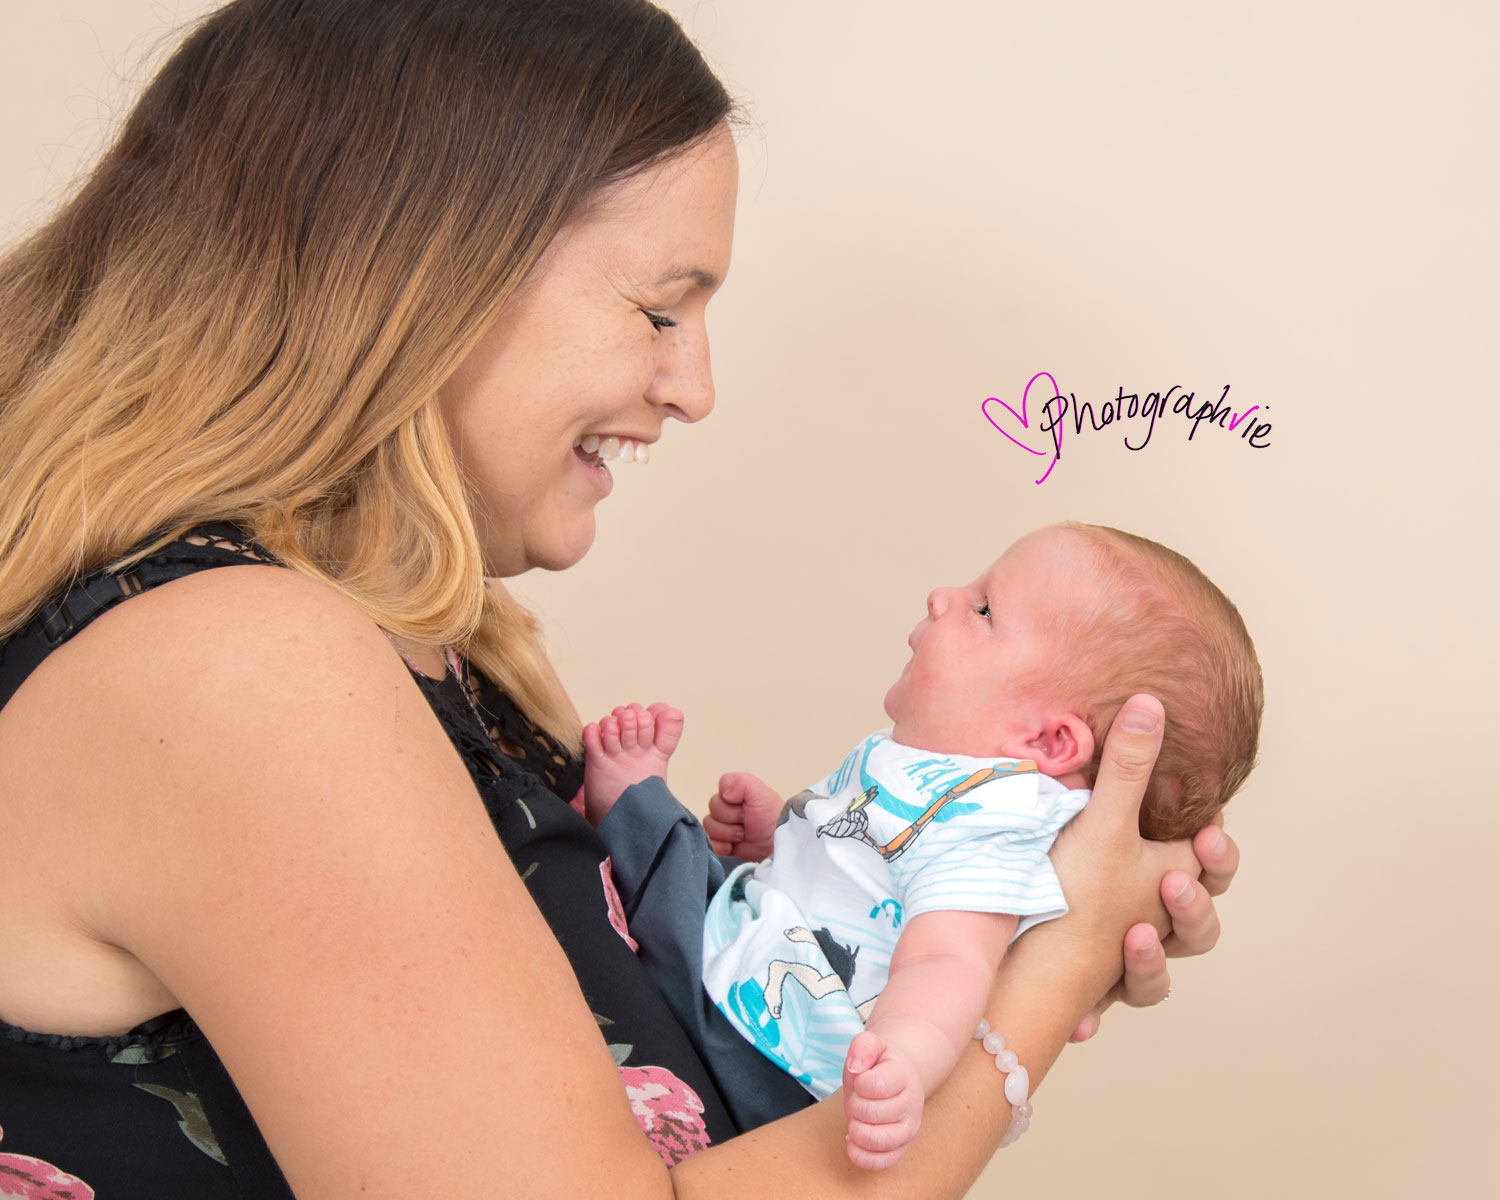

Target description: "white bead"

left=1010, top=1113, right=1030, bottom=1136
left=974, top=1019, right=990, bottom=1040
left=1016, top=1101, right=1033, bottom=1119
left=998, top=1126, right=1020, bottom=1148
left=995, top=1049, right=1018, bottom=1073
left=1004, top=1065, right=1029, bottom=1105
left=982, top=1032, right=1006, bottom=1055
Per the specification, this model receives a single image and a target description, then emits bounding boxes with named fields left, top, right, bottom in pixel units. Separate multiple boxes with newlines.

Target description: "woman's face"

left=440, top=125, right=739, bottom=577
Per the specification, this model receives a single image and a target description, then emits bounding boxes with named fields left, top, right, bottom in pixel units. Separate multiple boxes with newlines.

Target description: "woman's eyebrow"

left=651, top=265, right=719, bottom=289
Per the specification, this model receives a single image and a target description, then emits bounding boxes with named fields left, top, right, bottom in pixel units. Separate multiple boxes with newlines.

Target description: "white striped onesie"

left=701, top=731, right=1089, bottom=1099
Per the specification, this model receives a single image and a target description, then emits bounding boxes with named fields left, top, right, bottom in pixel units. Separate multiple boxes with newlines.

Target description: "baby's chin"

left=880, top=683, right=901, bottom=725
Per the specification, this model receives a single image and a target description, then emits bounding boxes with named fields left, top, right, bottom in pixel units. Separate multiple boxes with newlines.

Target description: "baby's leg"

left=704, top=772, right=784, bottom=859
left=582, top=702, right=684, bottom=826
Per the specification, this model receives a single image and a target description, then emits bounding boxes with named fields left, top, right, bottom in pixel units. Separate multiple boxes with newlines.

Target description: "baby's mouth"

left=573, top=434, right=650, bottom=466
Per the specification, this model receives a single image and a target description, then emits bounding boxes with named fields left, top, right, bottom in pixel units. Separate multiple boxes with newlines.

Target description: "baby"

left=581, top=522, right=1262, bottom=1167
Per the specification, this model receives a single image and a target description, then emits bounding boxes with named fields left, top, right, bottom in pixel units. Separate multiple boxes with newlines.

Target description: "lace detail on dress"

left=176, top=528, right=278, bottom=563
left=459, top=659, right=582, bottom=798
left=1, top=1010, right=199, bottom=1063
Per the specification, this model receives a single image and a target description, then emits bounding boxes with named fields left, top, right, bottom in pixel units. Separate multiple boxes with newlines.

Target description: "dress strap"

left=0, top=522, right=281, bottom=712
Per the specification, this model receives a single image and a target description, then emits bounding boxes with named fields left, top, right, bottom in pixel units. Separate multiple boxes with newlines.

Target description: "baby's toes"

left=599, top=714, right=621, bottom=755
left=617, top=706, right=640, bottom=750
left=648, top=704, right=684, bottom=754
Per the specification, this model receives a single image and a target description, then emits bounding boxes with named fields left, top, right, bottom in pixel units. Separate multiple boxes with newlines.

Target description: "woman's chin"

left=483, top=520, right=597, bottom=577
left=533, top=521, right=599, bottom=574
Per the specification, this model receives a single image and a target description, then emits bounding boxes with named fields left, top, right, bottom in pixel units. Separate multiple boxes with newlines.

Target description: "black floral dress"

left=0, top=527, right=740, bottom=1198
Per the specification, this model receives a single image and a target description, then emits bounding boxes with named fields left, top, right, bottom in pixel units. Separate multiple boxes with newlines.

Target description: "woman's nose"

left=649, top=329, right=715, bottom=423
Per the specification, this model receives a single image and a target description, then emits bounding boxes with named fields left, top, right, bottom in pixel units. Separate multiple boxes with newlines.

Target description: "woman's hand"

left=1057, top=700, right=1243, bottom=1042
left=1036, top=696, right=1205, bottom=1007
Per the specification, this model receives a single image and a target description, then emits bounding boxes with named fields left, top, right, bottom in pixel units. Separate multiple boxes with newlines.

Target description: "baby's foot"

left=703, top=772, right=784, bottom=859
left=582, top=702, right=684, bottom=826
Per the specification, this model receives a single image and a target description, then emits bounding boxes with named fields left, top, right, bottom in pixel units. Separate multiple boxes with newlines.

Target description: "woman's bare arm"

left=35, top=571, right=1198, bottom=1200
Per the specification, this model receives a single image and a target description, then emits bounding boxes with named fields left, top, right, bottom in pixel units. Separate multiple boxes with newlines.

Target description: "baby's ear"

left=1022, top=711, right=1094, bottom=778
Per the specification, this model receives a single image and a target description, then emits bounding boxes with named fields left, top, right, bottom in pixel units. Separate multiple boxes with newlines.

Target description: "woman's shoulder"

left=0, top=551, right=480, bottom=944
left=15, top=555, right=402, bottom=710
left=0, top=549, right=476, bottom=1029
left=9, top=558, right=446, bottom=822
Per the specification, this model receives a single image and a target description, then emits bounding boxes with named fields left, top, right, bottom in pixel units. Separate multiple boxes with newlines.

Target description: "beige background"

left=4, top=2, right=1495, bottom=1196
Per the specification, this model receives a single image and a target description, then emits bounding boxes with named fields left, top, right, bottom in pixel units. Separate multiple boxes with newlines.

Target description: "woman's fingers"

left=1069, top=922, right=1174, bottom=1041
left=1160, top=871, right=1222, bottom=958
left=1194, top=824, right=1240, bottom=898
left=1087, top=695, right=1165, bottom=835
left=1117, top=923, right=1173, bottom=1005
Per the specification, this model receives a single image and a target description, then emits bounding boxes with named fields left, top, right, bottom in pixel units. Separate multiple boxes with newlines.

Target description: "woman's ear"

left=1021, top=711, right=1095, bottom=779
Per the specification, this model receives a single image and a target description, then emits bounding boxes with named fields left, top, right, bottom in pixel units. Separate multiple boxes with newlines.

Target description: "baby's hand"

left=841, top=1029, right=924, bottom=1170
left=582, top=703, right=684, bottom=826
left=703, top=772, right=783, bottom=859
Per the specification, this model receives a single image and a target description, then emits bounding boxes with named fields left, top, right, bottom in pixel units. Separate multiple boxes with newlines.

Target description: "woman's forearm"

left=670, top=925, right=1107, bottom=1199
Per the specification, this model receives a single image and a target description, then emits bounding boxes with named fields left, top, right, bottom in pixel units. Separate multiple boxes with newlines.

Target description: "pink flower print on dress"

left=617, top=1066, right=710, bottom=1165
left=0, top=1125, right=95, bottom=1200
left=599, top=857, right=639, bottom=951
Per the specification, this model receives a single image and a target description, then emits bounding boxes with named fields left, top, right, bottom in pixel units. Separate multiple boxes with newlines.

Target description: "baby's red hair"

left=1039, top=523, right=1263, bottom=841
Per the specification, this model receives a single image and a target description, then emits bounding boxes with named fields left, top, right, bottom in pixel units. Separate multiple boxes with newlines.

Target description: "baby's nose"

left=927, top=588, right=949, bottom=618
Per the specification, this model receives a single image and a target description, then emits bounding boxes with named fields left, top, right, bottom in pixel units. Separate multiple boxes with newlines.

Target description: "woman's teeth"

left=575, top=434, right=650, bottom=464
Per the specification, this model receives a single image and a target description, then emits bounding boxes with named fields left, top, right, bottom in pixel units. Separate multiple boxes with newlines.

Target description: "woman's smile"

left=438, top=127, right=737, bottom=578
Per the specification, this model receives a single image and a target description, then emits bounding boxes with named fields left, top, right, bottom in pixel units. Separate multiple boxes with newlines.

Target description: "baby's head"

left=883, top=523, right=1262, bottom=839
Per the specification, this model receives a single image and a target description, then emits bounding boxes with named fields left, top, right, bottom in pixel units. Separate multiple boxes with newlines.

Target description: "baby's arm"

left=843, top=909, right=1018, bottom=1170
left=581, top=702, right=684, bottom=826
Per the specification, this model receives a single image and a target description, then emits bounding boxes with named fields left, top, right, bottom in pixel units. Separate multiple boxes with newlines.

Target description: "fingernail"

left=1136, top=935, right=1158, bottom=960
left=1121, top=705, right=1160, bottom=733
left=1171, top=878, right=1196, bottom=905
left=1209, top=828, right=1228, bottom=856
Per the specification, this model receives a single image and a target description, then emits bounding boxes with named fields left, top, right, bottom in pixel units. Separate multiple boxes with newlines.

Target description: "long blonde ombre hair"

left=0, top=0, right=732, bottom=748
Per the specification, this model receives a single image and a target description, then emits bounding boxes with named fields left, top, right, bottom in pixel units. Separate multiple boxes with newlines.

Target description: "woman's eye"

left=643, top=310, right=677, bottom=331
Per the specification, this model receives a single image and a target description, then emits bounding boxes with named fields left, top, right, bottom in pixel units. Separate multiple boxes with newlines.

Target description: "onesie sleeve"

left=889, top=772, right=1090, bottom=937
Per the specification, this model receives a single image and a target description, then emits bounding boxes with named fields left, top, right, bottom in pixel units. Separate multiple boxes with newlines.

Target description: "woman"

left=0, top=1, right=1237, bottom=1196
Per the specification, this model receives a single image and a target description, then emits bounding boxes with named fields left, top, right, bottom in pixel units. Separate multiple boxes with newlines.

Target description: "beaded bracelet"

left=973, top=1019, right=1033, bottom=1147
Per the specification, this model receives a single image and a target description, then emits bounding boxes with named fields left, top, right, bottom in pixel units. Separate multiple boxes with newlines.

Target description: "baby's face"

left=883, top=527, right=1104, bottom=758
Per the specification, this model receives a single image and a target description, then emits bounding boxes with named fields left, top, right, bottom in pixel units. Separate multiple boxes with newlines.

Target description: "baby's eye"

left=643, top=310, right=677, bottom=332
left=976, top=600, right=992, bottom=619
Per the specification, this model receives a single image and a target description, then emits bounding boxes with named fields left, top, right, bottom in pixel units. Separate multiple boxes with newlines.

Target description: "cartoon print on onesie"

left=756, top=763, right=1031, bottom=1022
left=705, top=735, right=1064, bottom=1100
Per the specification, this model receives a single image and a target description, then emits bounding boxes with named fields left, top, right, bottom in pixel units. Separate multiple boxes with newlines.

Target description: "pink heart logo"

left=982, top=371, right=1060, bottom=485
